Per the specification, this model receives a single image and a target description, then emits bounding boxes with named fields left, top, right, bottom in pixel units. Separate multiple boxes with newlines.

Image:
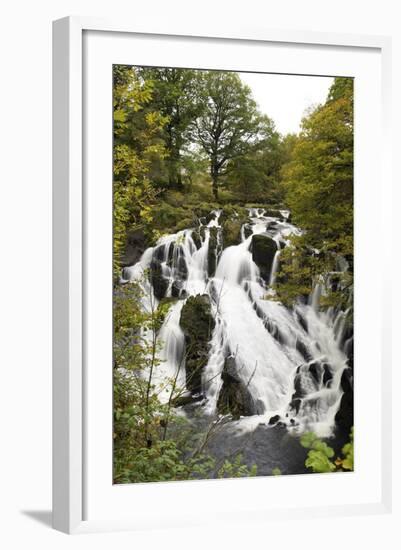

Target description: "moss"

left=174, top=217, right=195, bottom=232
left=220, top=204, right=248, bottom=223
left=152, top=203, right=188, bottom=232
left=222, top=219, right=242, bottom=248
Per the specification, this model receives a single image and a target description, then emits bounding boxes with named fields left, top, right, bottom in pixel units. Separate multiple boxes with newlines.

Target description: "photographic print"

left=113, top=66, right=354, bottom=484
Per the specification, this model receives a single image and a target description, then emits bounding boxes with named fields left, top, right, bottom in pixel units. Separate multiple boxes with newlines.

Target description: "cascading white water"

left=123, top=207, right=351, bottom=436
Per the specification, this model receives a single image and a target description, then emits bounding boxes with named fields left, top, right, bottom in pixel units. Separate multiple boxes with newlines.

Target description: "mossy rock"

left=219, top=204, right=248, bottom=224
left=180, top=294, right=215, bottom=394
left=222, top=219, right=242, bottom=248
left=250, top=234, right=278, bottom=281
left=264, top=208, right=284, bottom=219
left=180, top=294, right=214, bottom=341
left=153, top=203, right=188, bottom=233
left=174, top=217, right=195, bottom=232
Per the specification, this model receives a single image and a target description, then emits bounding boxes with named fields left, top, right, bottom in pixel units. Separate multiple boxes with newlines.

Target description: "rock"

left=150, top=261, right=168, bottom=300
left=308, top=361, right=322, bottom=384
left=217, top=357, right=256, bottom=419
left=121, top=228, right=147, bottom=267
left=180, top=295, right=215, bottom=394
left=205, top=211, right=216, bottom=224
left=345, top=337, right=354, bottom=367
left=250, top=234, right=278, bottom=281
left=191, top=229, right=202, bottom=250
left=268, top=414, right=281, bottom=426
left=264, top=208, right=284, bottom=219
left=171, top=280, right=185, bottom=298
left=293, top=374, right=304, bottom=399
left=296, top=339, right=312, bottom=362
left=173, top=392, right=204, bottom=407
left=335, top=367, right=354, bottom=433
left=295, top=310, right=308, bottom=333
left=290, top=397, right=302, bottom=414
left=322, top=364, right=332, bottom=385
left=243, top=224, right=253, bottom=239
left=207, top=227, right=219, bottom=277
left=153, top=243, right=167, bottom=262
left=340, top=366, right=353, bottom=394
left=222, top=219, right=242, bottom=248
left=176, top=253, right=188, bottom=279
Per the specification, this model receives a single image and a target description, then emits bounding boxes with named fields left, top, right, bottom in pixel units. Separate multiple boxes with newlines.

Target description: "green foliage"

left=113, top=66, right=168, bottom=275
left=339, top=427, right=354, bottom=470
left=217, top=454, right=258, bottom=479
left=300, top=428, right=354, bottom=474
left=275, top=77, right=353, bottom=307
left=272, top=467, right=282, bottom=476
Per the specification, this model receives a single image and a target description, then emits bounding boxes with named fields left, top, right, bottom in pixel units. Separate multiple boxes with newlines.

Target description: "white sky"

left=239, top=72, right=334, bottom=135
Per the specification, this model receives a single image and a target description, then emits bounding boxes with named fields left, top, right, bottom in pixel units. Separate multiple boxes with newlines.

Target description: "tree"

left=282, top=77, right=353, bottom=254
left=275, top=77, right=354, bottom=306
left=225, top=117, right=285, bottom=202
left=113, top=65, right=168, bottom=275
left=192, top=71, right=263, bottom=199
left=138, top=68, right=200, bottom=190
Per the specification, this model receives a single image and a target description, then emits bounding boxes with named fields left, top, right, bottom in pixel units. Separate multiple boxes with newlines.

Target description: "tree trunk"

left=211, top=160, right=219, bottom=200
left=212, top=176, right=219, bottom=200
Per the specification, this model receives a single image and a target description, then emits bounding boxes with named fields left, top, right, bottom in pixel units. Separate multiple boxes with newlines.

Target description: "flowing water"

left=123, top=208, right=351, bottom=443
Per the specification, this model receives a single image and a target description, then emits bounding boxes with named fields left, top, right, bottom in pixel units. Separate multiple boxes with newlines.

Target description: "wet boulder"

left=171, top=280, right=186, bottom=298
left=308, top=361, right=322, bottom=384
left=268, top=414, right=281, bottom=426
left=322, top=364, right=333, bottom=386
left=207, top=227, right=220, bottom=277
left=191, top=229, right=202, bottom=250
left=243, top=224, right=254, bottom=239
left=149, top=261, right=168, bottom=300
left=250, top=234, right=278, bottom=281
left=217, top=357, right=256, bottom=419
left=335, top=367, right=354, bottom=433
left=296, top=339, right=312, bottom=362
left=180, top=295, right=215, bottom=394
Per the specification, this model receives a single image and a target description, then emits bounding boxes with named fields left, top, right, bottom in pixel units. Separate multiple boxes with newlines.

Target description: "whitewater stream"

left=122, top=208, right=353, bottom=472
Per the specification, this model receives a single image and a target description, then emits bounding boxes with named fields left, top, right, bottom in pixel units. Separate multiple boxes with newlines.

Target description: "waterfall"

left=122, top=208, right=351, bottom=437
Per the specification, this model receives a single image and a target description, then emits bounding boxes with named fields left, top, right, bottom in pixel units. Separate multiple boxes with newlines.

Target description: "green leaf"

left=300, top=431, right=318, bottom=449
left=305, top=450, right=336, bottom=473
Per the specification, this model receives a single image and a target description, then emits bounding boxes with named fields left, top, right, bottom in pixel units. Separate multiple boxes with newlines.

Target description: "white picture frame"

left=52, top=16, right=392, bottom=534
